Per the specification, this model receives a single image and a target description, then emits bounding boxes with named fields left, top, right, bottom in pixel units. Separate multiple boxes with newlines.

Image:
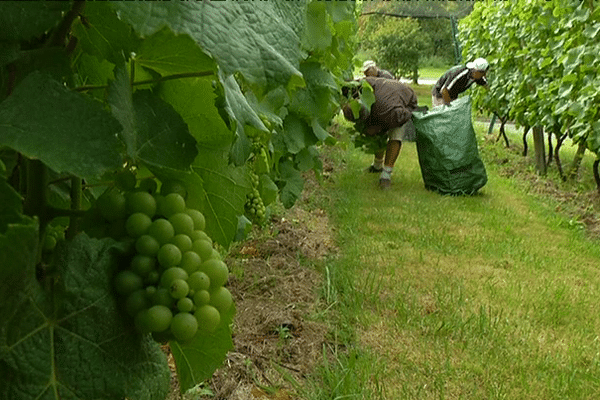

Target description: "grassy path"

left=312, top=120, right=600, bottom=399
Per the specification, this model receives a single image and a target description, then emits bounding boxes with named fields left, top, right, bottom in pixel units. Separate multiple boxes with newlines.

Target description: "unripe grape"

left=200, top=259, right=229, bottom=289
left=130, top=254, right=156, bottom=277
left=169, top=213, right=195, bottom=235
left=135, top=234, right=160, bottom=256
left=189, top=230, right=211, bottom=244
left=125, top=212, right=152, bottom=238
left=159, top=267, right=188, bottom=288
left=145, top=285, right=157, bottom=297
left=43, top=235, right=57, bottom=251
left=157, top=243, right=182, bottom=268
left=145, top=270, right=160, bottom=285
left=125, top=289, right=150, bottom=316
left=179, top=251, right=202, bottom=275
left=97, top=190, right=127, bottom=221
left=185, top=209, right=206, bottom=231
left=195, top=305, right=221, bottom=333
left=210, top=287, right=233, bottom=313
left=146, top=305, right=173, bottom=332
left=115, top=169, right=137, bottom=191
left=127, top=191, right=157, bottom=217
left=161, top=193, right=186, bottom=217
left=134, top=309, right=152, bottom=333
left=192, top=239, right=213, bottom=261
left=193, top=289, right=210, bottom=306
left=169, top=278, right=189, bottom=299
left=170, top=312, right=198, bottom=342
left=177, top=297, right=195, bottom=313
left=152, top=287, right=174, bottom=307
left=188, top=271, right=211, bottom=291
left=170, top=234, right=192, bottom=253
left=148, top=218, right=175, bottom=245
left=114, top=270, right=143, bottom=296
left=160, top=180, right=187, bottom=198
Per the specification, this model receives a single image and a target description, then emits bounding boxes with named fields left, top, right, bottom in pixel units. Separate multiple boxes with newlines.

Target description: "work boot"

left=378, top=178, right=391, bottom=190
left=366, top=165, right=383, bottom=173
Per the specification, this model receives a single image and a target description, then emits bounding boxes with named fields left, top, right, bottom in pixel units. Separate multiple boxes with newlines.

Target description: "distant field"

left=418, top=66, right=450, bottom=81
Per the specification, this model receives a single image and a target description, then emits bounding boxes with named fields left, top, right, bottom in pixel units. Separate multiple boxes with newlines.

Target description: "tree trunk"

left=593, top=159, right=600, bottom=194
left=568, top=140, right=587, bottom=180
left=496, top=117, right=509, bottom=148
left=533, top=126, right=546, bottom=175
left=555, top=133, right=568, bottom=182
left=547, top=130, right=553, bottom=166
left=522, top=126, right=530, bottom=156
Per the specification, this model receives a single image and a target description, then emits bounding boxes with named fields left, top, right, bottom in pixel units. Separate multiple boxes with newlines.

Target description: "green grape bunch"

left=92, top=175, right=233, bottom=344
left=244, top=171, right=266, bottom=225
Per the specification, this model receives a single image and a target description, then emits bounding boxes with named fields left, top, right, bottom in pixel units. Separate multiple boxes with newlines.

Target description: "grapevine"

left=89, top=176, right=233, bottom=343
left=245, top=171, right=267, bottom=225
left=0, top=1, right=358, bottom=398
left=245, top=125, right=271, bottom=225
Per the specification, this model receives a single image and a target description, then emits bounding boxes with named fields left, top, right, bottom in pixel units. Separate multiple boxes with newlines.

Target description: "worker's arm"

left=441, top=87, right=452, bottom=105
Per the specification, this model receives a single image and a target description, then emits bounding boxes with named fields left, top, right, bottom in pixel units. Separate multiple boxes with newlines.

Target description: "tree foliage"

left=359, top=0, right=474, bottom=69
left=370, top=18, right=431, bottom=82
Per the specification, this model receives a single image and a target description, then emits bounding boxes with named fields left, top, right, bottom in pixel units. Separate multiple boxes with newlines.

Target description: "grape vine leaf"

left=0, top=180, right=38, bottom=306
left=278, top=159, right=304, bottom=209
left=302, top=2, right=333, bottom=52
left=109, top=2, right=306, bottom=91
left=0, top=72, right=123, bottom=180
left=0, top=234, right=170, bottom=400
left=193, top=149, right=250, bottom=247
left=158, top=78, right=233, bottom=149
left=108, top=68, right=198, bottom=171
left=169, top=304, right=235, bottom=393
left=0, top=1, right=69, bottom=42
left=282, top=113, right=319, bottom=155
left=135, top=28, right=216, bottom=76
left=72, top=1, right=140, bottom=65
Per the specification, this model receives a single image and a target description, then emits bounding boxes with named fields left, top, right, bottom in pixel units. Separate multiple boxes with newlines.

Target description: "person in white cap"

left=362, top=60, right=395, bottom=80
left=431, top=57, right=489, bottom=106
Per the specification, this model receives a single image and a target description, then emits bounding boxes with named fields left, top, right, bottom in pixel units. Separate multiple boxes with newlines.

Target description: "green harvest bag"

left=412, top=96, right=487, bottom=195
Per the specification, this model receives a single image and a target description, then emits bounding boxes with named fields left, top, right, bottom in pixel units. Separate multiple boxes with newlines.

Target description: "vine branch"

left=46, top=1, right=86, bottom=48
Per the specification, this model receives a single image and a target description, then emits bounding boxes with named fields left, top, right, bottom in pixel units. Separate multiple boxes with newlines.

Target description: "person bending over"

left=362, top=60, right=395, bottom=80
left=343, top=77, right=418, bottom=190
left=432, top=57, right=489, bottom=107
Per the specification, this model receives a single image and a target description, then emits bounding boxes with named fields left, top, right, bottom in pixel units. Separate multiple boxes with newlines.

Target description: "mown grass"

left=305, top=100, right=600, bottom=399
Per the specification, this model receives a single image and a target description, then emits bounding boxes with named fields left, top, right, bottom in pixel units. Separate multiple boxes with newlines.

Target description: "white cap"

left=466, top=57, right=489, bottom=71
left=362, top=60, right=376, bottom=71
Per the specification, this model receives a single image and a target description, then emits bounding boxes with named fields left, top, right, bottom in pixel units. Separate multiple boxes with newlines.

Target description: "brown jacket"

left=364, top=77, right=417, bottom=132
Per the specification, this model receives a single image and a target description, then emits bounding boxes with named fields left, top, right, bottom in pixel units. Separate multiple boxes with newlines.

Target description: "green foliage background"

left=459, top=0, right=600, bottom=155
